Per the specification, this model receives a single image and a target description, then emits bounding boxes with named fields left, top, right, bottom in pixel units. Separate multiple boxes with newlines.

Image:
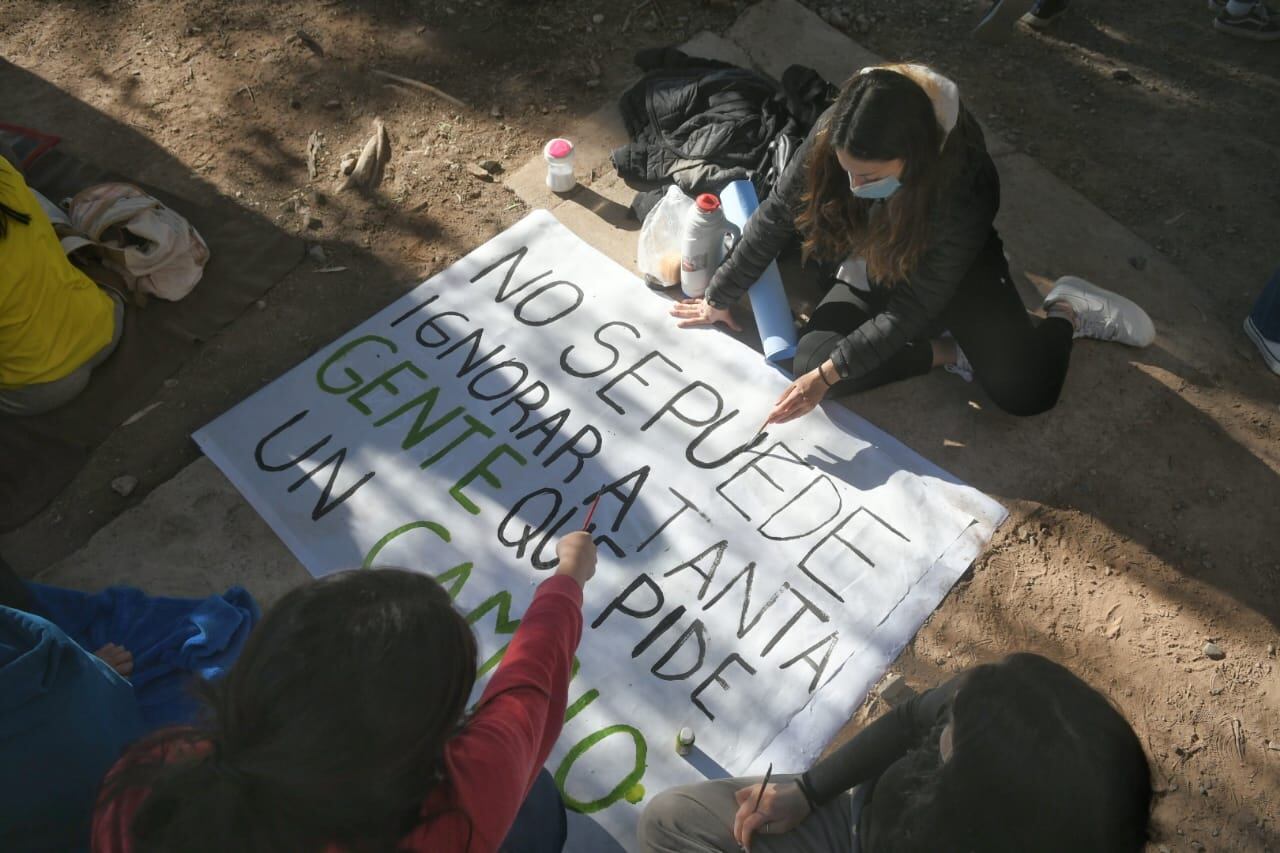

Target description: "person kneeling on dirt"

left=639, top=653, right=1153, bottom=853
left=0, top=151, right=123, bottom=416
left=671, top=64, right=1156, bottom=428
left=91, top=532, right=598, bottom=853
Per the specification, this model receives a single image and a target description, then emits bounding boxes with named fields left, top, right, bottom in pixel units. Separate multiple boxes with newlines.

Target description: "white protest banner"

left=195, top=210, right=1006, bottom=849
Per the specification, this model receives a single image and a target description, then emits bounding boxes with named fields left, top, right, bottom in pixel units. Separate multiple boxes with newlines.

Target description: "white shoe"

left=1043, top=275, right=1156, bottom=347
left=1244, top=316, right=1280, bottom=375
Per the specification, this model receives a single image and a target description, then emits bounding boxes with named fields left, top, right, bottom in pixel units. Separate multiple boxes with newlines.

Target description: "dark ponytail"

left=100, top=569, right=479, bottom=853
left=106, top=730, right=289, bottom=851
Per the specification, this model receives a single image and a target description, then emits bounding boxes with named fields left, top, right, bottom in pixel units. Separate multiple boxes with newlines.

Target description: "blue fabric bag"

left=26, top=583, right=259, bottom=728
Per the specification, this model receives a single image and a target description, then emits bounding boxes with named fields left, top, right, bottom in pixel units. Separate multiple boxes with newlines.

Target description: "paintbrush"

left=751, top=762, right=773, bottom=816
left=581, top=492, right=603, bottom=531
left=725, top=419, right=770, bottom=461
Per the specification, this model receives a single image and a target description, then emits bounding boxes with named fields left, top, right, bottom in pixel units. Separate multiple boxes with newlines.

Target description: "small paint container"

left=675, top=726, right=696, bottom=756
left=544, top=138, right=576, bottom=193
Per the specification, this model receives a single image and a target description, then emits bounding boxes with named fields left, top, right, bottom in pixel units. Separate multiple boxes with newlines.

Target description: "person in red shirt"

left=91, top=532, right=597, bottom=853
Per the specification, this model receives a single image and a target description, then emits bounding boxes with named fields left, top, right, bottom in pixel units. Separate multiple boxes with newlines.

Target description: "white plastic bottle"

left=680, top=193, right=741, bottom=298
left=543, top=138, right=576, bottom=193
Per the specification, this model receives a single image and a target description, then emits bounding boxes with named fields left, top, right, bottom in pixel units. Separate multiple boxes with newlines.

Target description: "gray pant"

left=637, top=774, right=859, bottom=853
left=0, top=293, right=124, bottom=417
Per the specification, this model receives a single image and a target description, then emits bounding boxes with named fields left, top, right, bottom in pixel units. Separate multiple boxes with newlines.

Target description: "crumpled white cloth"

left=61, top=182, right=209, bottom=302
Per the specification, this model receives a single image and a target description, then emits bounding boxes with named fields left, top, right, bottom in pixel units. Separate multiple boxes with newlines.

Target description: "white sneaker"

left=1244, top=316, right=1280, bottom=375
left=1043, top=276, right=1156, bottom=347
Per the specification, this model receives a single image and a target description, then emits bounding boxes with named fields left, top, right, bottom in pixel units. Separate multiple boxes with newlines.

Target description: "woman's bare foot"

left=94, top=643, right=134, bottom=678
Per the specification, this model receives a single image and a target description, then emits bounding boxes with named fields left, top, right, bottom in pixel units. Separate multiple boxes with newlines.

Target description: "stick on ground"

left=371, top=69, right=469, bottom=111
left=306, top=131, right=321, bottom=180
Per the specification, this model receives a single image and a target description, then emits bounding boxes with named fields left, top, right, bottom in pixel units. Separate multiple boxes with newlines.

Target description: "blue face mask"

left=850, top=174, right=901, bottom=200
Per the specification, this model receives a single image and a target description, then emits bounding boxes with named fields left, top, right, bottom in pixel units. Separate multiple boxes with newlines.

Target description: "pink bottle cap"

left=695, top=193, right=721, bottom=212
left=545, top=138, right=573, bottom=159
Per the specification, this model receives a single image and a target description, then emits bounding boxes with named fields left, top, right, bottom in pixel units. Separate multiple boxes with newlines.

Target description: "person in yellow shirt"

left=0, top=150, right=123, bottom=416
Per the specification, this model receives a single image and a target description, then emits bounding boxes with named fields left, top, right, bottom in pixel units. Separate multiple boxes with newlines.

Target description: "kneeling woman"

left=671, top=65, right=1154, bottom=423
left=639, top=653, right=1152, bottom=853
left=91, top=533, right=598, bottom=853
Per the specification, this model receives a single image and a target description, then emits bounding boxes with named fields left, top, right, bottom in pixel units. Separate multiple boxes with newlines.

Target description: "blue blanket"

left=26, top=583, right=259, bottom=729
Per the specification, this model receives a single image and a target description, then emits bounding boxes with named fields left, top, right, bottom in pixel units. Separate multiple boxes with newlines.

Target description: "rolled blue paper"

left=717, top=180, right=798, bottom=363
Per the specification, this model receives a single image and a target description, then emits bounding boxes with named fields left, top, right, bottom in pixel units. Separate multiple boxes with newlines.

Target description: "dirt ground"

left=1, top=0, right=1277, bottom=850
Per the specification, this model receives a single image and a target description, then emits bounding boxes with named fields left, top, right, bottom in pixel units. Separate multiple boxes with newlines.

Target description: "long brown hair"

left=796, top=66, right=955, bottom=283
left=98, top=568, right=479, bottom=853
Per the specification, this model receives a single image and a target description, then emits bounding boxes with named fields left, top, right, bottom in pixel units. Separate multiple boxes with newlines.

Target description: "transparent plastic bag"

left=636, top=185, right=693, bottom=289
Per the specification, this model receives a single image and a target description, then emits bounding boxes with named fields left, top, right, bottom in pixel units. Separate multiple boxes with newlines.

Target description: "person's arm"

left=703, top=117, right=824, bottom=309
left=447, top=576, right=581, bottom=804
left=430, top=535, right=594, bottom=849
left=826, top=162, right=998, bottom=382
left=729, top=674, right=965, bottom=848
left=800, top=675, right=963, bottom=804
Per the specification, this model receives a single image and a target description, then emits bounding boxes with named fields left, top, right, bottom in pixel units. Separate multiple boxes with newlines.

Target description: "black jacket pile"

left=612, top=47, right=835, bottom=205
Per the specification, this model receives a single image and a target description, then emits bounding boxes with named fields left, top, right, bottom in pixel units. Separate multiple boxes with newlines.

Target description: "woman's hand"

left=732, top=780, right=812, bottom=850
left=669, top=298, right=742, bottom=332
left=93, top=643, right=134, bottom=678
left=765, top=367, right=831, bottom=427
left=555, top=531, right=597, bottom=588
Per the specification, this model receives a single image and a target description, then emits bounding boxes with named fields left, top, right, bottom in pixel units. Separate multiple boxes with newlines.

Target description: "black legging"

left=793, top=231, right=1074, bottom=416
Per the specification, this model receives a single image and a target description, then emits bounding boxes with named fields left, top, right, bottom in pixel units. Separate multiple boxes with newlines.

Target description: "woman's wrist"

left=794, top=773, right=820, bottom=813
left=817, top=361, right=839, bottom=387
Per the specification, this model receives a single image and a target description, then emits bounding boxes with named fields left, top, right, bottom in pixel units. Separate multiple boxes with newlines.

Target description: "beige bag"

left=60, top=183, right=210, bottom=302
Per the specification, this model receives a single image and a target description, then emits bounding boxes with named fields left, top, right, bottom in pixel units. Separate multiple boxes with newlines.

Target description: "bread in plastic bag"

left=636, top=185, right=693, bottom=289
